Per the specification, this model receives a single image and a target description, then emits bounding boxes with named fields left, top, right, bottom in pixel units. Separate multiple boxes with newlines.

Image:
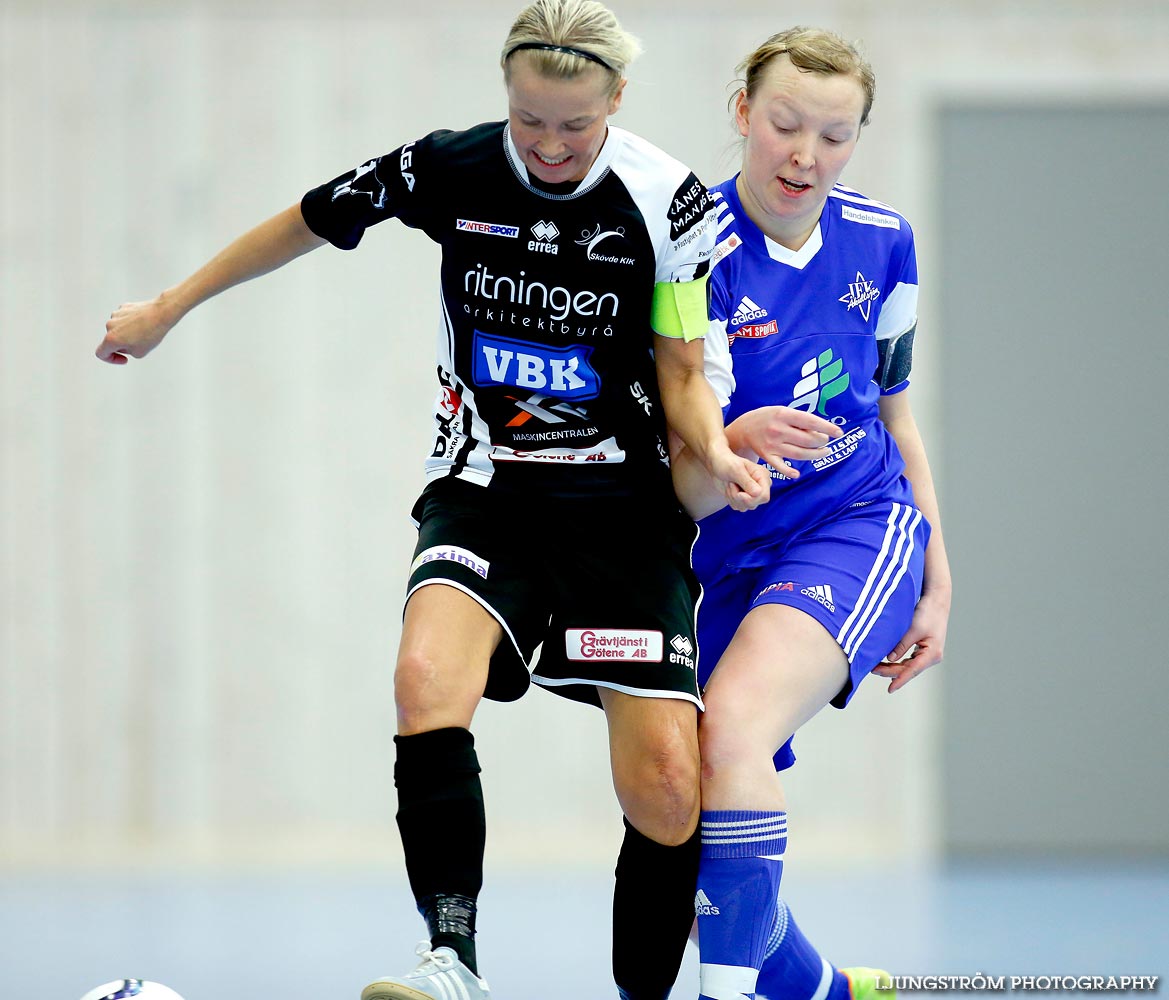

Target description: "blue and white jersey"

left=695, top=175, right=920, bottom=574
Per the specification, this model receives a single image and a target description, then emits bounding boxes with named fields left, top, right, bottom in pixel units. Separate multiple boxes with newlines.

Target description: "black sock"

left=612, top=815, right=701, bottom=1000
left=394, top=727, right=486, bottom=975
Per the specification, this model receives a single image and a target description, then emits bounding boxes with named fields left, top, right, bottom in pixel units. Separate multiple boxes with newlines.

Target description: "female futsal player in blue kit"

left=671, top=27, right=953, bottom=1000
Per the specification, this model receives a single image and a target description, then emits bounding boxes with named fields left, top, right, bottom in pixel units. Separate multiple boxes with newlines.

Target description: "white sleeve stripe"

left=829, top=186, right=900, bottom=214
left=875, top=281, right=918, bottom=340
left=703, top=318, right=734, bottom=407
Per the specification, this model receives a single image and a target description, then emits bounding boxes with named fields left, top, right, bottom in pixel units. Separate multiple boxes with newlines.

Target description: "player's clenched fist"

left=723, top=458, right=771, bottom=512
left=96, top=297, right=177, bottom=365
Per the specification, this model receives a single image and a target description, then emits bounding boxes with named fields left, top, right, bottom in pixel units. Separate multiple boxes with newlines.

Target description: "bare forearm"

left=660, top=365, right=726, bottom=465
left=98, top=203, right=328, bottom=364
left=659, top=353, right=739, bottom=517
left=671, top=431, right=758, bottom=520
left=160, top=203, right=325, bottom=323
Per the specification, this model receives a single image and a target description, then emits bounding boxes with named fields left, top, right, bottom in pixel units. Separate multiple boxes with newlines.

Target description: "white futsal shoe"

left=361, top=941, right=491, bottom=1000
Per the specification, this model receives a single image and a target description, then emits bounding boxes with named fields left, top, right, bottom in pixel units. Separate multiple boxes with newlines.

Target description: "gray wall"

left=939, top=105, right=1169, bottom=856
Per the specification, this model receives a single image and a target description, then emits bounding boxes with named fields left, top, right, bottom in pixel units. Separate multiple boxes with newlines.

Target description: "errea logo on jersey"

left=529, top=220, right=560, bottom=255
left=669, top=634, right=695, bottom=669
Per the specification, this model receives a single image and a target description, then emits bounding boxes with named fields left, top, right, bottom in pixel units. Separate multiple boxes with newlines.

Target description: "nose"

left=535, top=133, right=566, bottom=157
left=790, top=138, right=815, bottom=170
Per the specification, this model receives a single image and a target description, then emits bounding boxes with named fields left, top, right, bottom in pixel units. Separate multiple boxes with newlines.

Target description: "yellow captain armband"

left=651, top=275, right=710, bottom=343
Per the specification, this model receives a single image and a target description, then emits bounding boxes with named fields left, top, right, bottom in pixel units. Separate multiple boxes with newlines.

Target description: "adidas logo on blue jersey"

left=694, top=889, right=720, bottom=916
left=801, top=584, right=836, bottom=613
left=731, top=295, right=768, bottom=325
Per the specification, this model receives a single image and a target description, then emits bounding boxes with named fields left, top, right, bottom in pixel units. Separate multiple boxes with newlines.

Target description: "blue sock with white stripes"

left=696, top=810, right=787, bottom=1000
left=755, top=896, right=851, bottom=1000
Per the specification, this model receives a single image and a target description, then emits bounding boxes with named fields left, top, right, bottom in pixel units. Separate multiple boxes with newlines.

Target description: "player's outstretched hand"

left=96, top=297, right=178, bottom=365
left=872, top=588, right=950, bottom=692
left=728, top=405, right=843, bottom=479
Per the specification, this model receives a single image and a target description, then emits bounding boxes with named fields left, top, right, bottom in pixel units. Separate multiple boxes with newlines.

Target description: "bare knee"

left=602, top=691, right=700, bottom=844
left=394, top=647, right=478, bottom=735
left=615, top=740, right=700, bottom=846
left=697, top=701, right=791, bottom=811
left=697, top=709, right=751, bottom=784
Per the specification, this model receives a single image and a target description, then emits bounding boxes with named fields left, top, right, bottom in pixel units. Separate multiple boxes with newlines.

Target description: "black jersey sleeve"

left=300, top=130, right=451, bottom=250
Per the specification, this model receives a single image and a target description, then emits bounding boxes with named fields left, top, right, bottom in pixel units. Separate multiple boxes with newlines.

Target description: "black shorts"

left=407, top=476, right=703, bottom=708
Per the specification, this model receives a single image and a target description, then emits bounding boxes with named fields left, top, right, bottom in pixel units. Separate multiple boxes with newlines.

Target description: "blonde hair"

left=502, top=0, right=642, bottom=98
left=737, top=26, right=875, bottom=127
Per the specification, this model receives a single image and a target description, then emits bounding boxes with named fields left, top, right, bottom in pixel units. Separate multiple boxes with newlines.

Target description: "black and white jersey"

left=301, top=121, right=717, bottom=500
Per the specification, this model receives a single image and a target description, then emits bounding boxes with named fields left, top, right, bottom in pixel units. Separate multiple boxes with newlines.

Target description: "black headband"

left=506, top=42, right=615, bottom=73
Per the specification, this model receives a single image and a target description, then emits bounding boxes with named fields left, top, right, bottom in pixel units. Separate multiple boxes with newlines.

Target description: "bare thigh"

left=699, top=604, right=848, bottom=810
left=394, top=583, right=504, bottom=735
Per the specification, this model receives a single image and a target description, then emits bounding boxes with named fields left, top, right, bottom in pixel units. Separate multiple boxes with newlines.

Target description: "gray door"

left=939, top=105, right=1169, bottom=856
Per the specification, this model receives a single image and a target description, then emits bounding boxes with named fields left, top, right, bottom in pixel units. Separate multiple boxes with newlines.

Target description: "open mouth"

left=779, top=177, right=811, bottom=193
left=533, top=150, right=571, bottom=168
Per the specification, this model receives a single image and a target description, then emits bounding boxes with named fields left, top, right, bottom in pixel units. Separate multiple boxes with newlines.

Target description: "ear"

left=734, top=88, right=750, bottom=138
left=609, top=77, right=627, bottom=116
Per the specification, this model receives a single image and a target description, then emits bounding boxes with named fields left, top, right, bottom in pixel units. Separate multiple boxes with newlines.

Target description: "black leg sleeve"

left=612, top=816, right=701, bottom=1000
left=394, top=727, right=486, bottom=974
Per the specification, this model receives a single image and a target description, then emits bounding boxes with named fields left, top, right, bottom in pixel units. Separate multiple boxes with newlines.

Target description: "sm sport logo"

left=473, top=331, right=600, bottom=401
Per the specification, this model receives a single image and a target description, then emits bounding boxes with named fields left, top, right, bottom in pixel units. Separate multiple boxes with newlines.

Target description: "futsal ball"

left=79, top=981, right=185, bottom=1000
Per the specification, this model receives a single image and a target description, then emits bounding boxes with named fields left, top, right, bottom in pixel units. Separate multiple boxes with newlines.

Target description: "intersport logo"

left=457, top=219, right=519, bottom=238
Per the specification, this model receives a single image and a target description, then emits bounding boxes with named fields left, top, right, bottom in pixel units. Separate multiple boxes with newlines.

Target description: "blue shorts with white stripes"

left=696, top=500, right=930, bottom=770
